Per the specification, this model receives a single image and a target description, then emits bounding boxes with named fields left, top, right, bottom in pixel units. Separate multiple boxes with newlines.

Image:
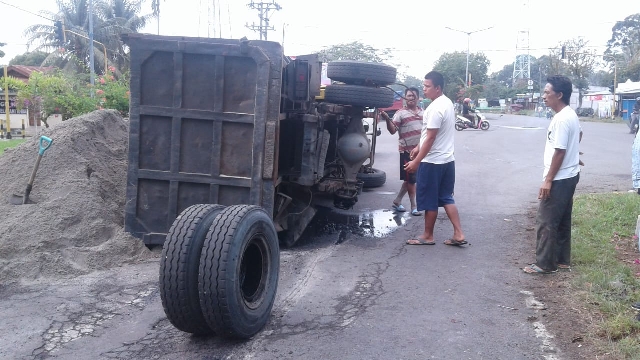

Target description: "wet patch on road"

left=303, top=206, right=410, bottom=244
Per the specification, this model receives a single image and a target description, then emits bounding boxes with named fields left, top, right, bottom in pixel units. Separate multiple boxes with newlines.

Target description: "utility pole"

left=445, top=26, right=493, bottom=88
left=245, top=1, right=281, bottom=41
left=89, top=0, right=95, bottom=97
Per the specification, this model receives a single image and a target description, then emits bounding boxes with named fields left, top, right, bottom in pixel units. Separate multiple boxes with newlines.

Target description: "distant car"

left=510, top=104, right=524, bottom=112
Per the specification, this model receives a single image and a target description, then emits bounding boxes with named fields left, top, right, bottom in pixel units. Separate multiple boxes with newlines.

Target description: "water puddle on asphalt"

left=307, top=206, right=410, bottom=244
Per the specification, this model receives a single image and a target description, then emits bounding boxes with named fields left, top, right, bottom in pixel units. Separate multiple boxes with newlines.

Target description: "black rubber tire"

left=357, top=168, right=386, bottom=188
left=325, top=85, right=394, bottom=108
left=159, top=204, right=226, bottom=335
left=199, top=205, right=280, bottom=339
left=455, top=120, right=465, bottom=131
left=327, top=61, right=397, bottom=85
left=480, top=121, right=490, bottom=130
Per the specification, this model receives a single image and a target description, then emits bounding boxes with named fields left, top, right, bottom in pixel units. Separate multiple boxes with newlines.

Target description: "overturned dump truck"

left=122, top=34, right=396, bottom=339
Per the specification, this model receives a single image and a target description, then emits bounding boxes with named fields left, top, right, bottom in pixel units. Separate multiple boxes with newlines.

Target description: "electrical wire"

left=288, top=188, right=313, bottom=215
left=0, top=1, right=54, bottom=21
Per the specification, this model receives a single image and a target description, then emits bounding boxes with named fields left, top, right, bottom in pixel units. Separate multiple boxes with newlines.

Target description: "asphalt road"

left=0, top=114, right=634, bottom=359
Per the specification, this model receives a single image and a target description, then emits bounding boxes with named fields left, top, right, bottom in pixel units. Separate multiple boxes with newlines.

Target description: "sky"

left=1, top=0, right=638, bottom=79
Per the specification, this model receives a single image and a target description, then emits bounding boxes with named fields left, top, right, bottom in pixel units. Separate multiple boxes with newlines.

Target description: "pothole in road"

left=305, top=206, right=410, bottom=244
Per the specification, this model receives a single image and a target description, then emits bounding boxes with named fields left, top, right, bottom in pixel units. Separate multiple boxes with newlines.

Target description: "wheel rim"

left=239, top=232, right=269, bottom=309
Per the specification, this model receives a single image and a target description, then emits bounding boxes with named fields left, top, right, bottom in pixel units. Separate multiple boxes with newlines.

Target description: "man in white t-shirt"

left=524, top=75, right=583, bottom=274
left=403, top=71, right=466, bottom=246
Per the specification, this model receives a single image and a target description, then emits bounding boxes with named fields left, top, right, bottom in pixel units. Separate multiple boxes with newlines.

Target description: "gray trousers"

left=535, top=173, right=580, bottom=271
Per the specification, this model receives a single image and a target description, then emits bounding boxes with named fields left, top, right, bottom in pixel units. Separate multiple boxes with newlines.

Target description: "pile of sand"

left=0, top=110, right=152, bottom=285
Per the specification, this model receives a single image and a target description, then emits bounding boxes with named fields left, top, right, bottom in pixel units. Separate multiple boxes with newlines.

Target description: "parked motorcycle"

left=455, top=112, right=490, bottom=131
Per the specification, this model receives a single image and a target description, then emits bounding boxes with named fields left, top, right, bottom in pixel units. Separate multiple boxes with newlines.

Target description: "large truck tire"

left=325, top=85, right=394, bottom=108
left=159, top=204, right=226, bottom=335
left=357, top=168, right=386, bottom=188
left=327, top=61, right=397, bottom=86
left=199, top=205, right=280, bottom=339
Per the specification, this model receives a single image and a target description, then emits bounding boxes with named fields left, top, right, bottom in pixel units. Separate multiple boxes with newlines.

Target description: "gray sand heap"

left=0, top=110, right=152, bottom=285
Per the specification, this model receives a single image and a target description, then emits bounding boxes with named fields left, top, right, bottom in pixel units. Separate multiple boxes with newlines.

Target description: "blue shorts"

left=416, top=161, right=456, bottom=211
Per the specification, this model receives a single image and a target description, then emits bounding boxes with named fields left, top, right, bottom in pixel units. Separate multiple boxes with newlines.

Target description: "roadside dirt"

left=520, top=206, right=640, bottom=360
left=0, top=110, right=152, bottom=286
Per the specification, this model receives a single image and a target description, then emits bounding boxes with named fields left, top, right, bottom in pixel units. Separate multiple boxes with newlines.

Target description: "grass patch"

left=572, top=192, right=640, bottom=357
left=0, top=139, right=26, bottom=154
left=579, top=116, right=625, bottom=124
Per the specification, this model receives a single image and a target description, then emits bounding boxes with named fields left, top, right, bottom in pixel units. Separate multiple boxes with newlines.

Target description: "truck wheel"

left=325, top=85, right=394, bottom=108
left=357, top=168, right=386, bottom=188
left=199, top=205, right=279, bottom=339
left=327, top=61, right=397, bottom=85
left=159, top=204, right=226, bottom=335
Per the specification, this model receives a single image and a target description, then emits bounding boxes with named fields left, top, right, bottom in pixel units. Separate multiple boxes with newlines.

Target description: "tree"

left=23, top=0, right=151, bottom=75
left=559, top=38, right=596, bottom=107
left=0, top=42, right=5, bottom=58
left=316, top=41, right=392, bottom=63
left=589, top=70, right=614, bottom=88
left=9, top=51, right=50, bottom=66
left=606, top=13, right=640, bottom=63
left=389, top=74, right=423, bottom=93
left=95, top=0, right=153, bottom=72
left=432, top=51, right=490, bottom=101
left=606, top=13, right=640, bottom=83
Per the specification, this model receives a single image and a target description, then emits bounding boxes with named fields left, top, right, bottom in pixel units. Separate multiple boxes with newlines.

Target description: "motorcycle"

left=455, top=112, right=490, bottom=131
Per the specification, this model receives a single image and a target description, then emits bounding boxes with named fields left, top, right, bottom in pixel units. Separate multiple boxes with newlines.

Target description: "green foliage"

left=389, top=75, right=423, bottom=93
left=606, top=13, right=640, bottom=61
left=0, top=42, right=5, bottom=58
left=432, top=51, right=490, bottom=101
left=316, top=41, right=392, bottom=63
left=1, top=76, right=27, bottom=91
left=95, top=66, right=130, bottom=115
left=571, top=193, right=640, bottom=356
left=24, top=0, right=154, bottom=76
left=15, top=68, right=129, bottom=125
left=560, top=38, right=597, bottom=107
left=0, top=139, right=26, bottom=155
left=9, top=51, right=50, bottom=66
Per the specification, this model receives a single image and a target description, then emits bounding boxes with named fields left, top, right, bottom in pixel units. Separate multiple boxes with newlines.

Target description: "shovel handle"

left=39, top=136, right=53, bottom=156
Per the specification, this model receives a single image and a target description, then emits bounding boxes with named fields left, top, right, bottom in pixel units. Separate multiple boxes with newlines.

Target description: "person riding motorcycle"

left=462, top=98, right=476, bottom=127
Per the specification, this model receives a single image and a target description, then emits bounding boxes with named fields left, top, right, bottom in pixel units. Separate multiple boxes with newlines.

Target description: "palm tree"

left=95, top=0, right=154, bottom=72
left=24, top=0, right=155, bottom=75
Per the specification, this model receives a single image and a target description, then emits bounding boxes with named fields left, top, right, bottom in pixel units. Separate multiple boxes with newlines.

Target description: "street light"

left=445, top=26, right=494, bottom=87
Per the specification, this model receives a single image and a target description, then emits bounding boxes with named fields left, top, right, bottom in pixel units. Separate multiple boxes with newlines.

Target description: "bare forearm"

left=385, top=119, right=396, bottom=134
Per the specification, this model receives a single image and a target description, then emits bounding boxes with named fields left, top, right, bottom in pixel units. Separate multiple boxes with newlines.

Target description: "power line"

left=0, top=1, right=55, bottom=21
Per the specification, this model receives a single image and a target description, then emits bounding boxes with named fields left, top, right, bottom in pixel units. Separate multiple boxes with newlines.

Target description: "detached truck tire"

left=199, top=205, right=280, bottom=339
left=357, top=168, right=386, bottom=188
left=325, top=85, right=394, bottom=108
left=159, top=204, right=226, bottom=335
left=327, top=61, right=397, bottom=86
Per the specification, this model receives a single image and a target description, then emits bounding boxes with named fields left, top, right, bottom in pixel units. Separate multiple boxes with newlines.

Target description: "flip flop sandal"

left=411, top=209, right=421, bottom=216
left=443, top=239, right=468, bottom=246
left=392, top=204, right=406, bottom=212
left=406, top=238, right=435, bottom=245
left=558, top=264, right=571, bottom=271
left=523, top=264, right=557, bottom=274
